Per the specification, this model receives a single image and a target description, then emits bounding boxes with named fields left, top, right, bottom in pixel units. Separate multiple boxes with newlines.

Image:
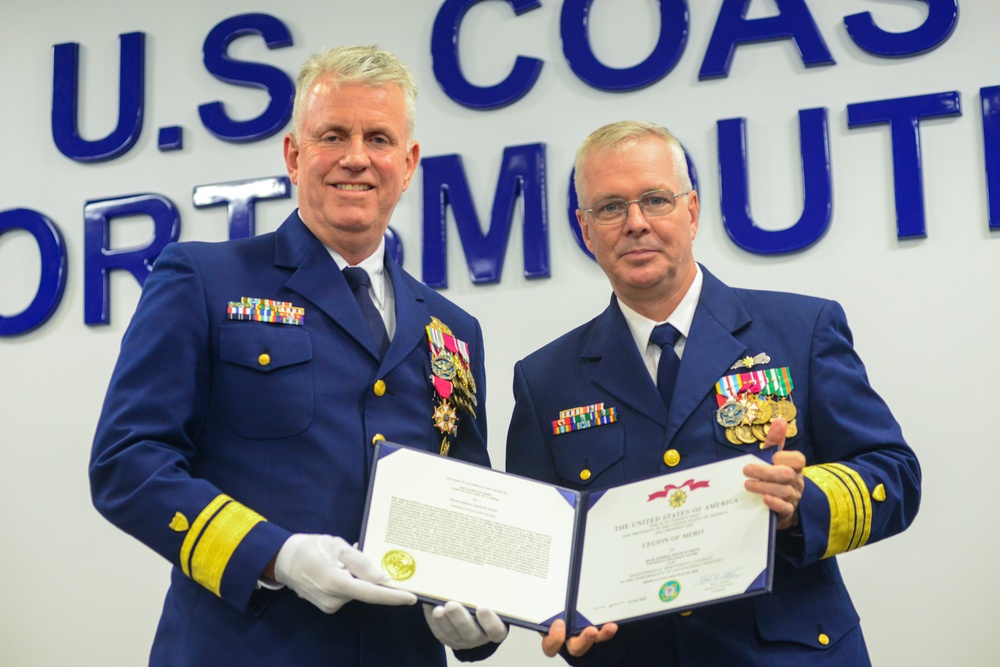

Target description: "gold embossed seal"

left=382, top=550, right=416, bottom=581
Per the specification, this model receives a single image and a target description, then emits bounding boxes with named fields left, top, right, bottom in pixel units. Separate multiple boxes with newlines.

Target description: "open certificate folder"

left=359, top=442, right=775, bottom=633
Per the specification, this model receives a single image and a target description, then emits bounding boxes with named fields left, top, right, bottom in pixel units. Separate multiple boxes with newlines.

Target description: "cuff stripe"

left=180, top=494, right=231, bottom=578
left=180, top=494, right=266, bottom=596
left=803, top=463, right=872, bottom=558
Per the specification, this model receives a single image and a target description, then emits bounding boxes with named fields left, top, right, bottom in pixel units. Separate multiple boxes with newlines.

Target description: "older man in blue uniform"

left=91, top=46, right=505, bottom=666
left=506, top=121, right=921, bottom=665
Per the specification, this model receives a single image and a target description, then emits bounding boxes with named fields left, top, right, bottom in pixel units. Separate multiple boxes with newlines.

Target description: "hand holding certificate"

left=360, top=442, right=775, bottom=633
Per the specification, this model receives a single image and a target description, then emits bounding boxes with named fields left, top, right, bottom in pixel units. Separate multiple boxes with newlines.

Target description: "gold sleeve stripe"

left=179, top=494, right=266, bottom=596
left=190, top=501, right=266, bottom=596
left=180, top=494, right=232, bottom=578
left=823, top=463, right=872, bottom=552
left=802, top=463, right=872, bottom=559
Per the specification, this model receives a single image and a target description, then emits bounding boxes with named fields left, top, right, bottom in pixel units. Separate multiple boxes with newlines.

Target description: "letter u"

left=51, top=32, right=145, bottom=162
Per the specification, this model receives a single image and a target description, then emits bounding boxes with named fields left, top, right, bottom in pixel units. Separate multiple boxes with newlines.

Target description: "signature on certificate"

left=699, top=567, right=743, bottom=584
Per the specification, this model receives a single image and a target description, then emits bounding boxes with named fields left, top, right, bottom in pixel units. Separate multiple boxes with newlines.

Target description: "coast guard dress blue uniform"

left=91, top=212, right=492, bottom=666
left=506, top=266, right=921, bottom=666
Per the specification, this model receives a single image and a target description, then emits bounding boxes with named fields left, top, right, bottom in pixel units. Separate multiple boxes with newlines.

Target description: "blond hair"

left=574, top=121, right=691, bottom=204
left=292, top=45, right=417, bottom=138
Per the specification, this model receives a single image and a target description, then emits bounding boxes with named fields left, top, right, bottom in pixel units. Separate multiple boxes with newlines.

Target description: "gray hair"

left=574, top=121, right=691, bottom=204
left=291, top=45, right=418, bottom=138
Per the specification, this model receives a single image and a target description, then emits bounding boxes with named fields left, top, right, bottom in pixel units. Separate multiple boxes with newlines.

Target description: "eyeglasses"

left=581, top=189, right=690, bottom=225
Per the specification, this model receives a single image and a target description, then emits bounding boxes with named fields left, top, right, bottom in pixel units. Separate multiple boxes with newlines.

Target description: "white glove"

left=274, top=534, right=417, bottom=614
left=423, top=601, right=509, bottom=650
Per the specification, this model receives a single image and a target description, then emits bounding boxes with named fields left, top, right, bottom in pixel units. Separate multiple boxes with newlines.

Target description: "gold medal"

left=450, top=364, right=478, bottom=418
left=433, top=400, right=459, bottom=435
left=751, top=424, right=769, bottom=442
left=775, top=399, right=797, bottom=422
left=785, top=419, right=798, bottom=438
left=725, top=427, right=743, bottom=445
left=382, top=550, right=416, bottom=581
left=753, top=398, right=773, bottom=424
left=735, top=424, right=756, bottom=444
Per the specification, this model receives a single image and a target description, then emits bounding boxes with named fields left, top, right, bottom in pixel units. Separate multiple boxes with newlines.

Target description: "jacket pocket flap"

left=550, top=425, right=624, bottom=486
left=220, top=326, right=313, bottom=373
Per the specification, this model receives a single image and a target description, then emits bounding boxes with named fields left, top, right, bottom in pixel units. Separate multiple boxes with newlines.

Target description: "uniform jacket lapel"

left=582, top=297, right=668, bottom=427
left=666, top=266, right=752, bottom=443
left=382, top=259, right=430, bottom=372
left=275, top=213, right=385, bottom=359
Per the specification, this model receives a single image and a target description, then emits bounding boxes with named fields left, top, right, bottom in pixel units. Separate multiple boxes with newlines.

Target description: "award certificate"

left=575, top=455, right=775, bottom=627
left=360, top=442, right=774, bottom=632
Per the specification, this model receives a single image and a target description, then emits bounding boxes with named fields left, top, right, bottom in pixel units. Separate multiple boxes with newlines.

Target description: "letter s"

left=199, top=13, right=294, bottom=143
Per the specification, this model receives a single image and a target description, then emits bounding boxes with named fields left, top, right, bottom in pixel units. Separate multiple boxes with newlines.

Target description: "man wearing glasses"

left=505, top=121, right=920, bottom=665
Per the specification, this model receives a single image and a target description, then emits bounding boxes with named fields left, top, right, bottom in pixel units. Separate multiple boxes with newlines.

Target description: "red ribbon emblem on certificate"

left=647, top=479, right=710, bottom=503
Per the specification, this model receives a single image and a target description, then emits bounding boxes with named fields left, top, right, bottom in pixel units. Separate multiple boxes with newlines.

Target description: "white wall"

left=1, top=1, right=997, bottom=665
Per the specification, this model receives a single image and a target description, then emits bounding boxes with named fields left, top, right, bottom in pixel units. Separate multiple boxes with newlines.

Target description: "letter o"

left=0, top=209, right=68, bottom=336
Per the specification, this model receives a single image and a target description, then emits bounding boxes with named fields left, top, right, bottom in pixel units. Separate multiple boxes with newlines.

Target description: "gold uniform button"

left=258, top=352, right=271, bottom=366
left=680, top=611, right=692, bottom=617
left=663, top=449, right=681, bottom=467
left=580, top=469, right=592, bottom=481
left=372, top=434, right=386, bottom=446
left=872, top=483, right=887, bottom=502
left=818, top=633, right=830, bottom=646
left=373, top=380, right=386, bottom=396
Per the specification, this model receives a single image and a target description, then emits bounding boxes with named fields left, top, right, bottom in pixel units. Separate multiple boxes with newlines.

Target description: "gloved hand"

left=423, top=601, right=509, bottom=649
left=274, top=534, right=417, bottom=614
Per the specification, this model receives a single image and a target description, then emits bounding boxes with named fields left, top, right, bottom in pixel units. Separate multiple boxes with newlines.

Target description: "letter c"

left=431, top=0, right=544, bottom=109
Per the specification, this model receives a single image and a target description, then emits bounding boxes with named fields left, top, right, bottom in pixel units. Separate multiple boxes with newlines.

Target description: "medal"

left=427, top=317, right=478, bottom=457
left=716, top=399, right=746, bottom=428
left=431, top=352, right=457, bottom=381
left=432, top=400, right=458, bottom=435
left=752, top=398, right=774, bottom=425
left=734, top=424, right=757, bottom=444
left=775, top=399, right=797, bottom=422
left=715, top=365, right=798, bottom=445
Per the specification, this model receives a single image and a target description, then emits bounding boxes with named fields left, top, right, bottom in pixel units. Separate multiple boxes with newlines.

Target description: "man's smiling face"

left=284, top=76, right=419, bottom=263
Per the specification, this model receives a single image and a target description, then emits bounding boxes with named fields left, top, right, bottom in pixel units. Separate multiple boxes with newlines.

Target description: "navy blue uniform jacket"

left=506, top=267, right=920, bottom=666
left=91, top=213, right=494, bottom=666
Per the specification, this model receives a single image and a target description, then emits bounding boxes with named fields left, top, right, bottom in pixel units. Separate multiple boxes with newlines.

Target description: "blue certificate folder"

left=360, top=441, right=776, bottom=634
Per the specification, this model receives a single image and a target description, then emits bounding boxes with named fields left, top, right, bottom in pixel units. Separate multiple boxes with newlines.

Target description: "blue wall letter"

left=199, top=13, right=294, bottom=142
left=52, top=32, right=144, bottom=162
left=718, top=108, right=832, bottom=255
left=847, top=91, right=962, bottom=239
left=845, top=0, right=958, bottom=58
left=84, top=194, right=181, bottom=325
left=560, top=0, right=688, bottom=91
left=192, top=176, right=290, bottom=239
left=700, top=0, right=834, bottom=79
left=980, top=86, right=1000, bottom=231
left=422, top=143, right=548, bottom=287
left=0, top=209, right=68, bottom=336
left=431, top=0, right=544, bottom=109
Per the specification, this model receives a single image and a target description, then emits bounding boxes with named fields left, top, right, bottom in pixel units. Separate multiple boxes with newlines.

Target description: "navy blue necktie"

left=343, top=267, right=390, bottom=358
left=650, top=323, right=681, bottom=408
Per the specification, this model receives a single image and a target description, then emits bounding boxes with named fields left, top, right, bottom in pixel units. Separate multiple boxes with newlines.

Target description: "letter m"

left=421, top=143, right=549, bottom=288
